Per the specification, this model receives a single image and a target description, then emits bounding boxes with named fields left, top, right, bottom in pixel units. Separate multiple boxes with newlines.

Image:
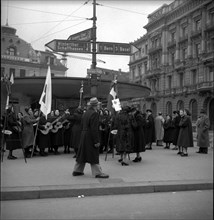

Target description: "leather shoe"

left=95, top=173, right=109, bottom=178
left=72, top=171, right=84, bottom=176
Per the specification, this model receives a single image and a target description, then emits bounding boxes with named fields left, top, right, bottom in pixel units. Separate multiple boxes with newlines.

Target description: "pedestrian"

left=155, top=112, right=164, bottom=146
left=5, top=106, right=22, bottom=159
left=72, top=97, right=109, bottom=178
left=130, top=107, right=146, bottom=162
left=196, top=109, right=210, bottom=154
left=145, top=109, right=156, bottom=150
left=177, top=109, right=194, bottom=156
left=70, top=107, right=83, bottom=157
left=114, top=106, right=134, bottom=166
left=171, top=110, right=181, bottom=150
left=22, top=106, right=39, bottom=158
left=37, top=112, right=50, bottom=156
left=163, top=114, right=174, bottom=149
left=51, top=109, right=64, bottom=155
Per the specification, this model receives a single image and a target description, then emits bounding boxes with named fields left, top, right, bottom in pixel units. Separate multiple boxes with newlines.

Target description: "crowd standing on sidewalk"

left=1, top=99, right=212, bottom=179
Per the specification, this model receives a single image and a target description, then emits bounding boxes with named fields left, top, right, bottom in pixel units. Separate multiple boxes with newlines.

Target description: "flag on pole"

left=10, top=73, right=14, bottom=85
left=107, top=76, right=121, bottom=114
left=39, top=66, right=52, bottom=119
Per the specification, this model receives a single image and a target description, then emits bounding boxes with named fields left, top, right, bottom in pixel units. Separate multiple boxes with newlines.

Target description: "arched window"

left=151, top=102, right=157, bottom=117
left=7, top=47, right=16, bottom=56
left=189, top=99, right=198, bottom=122
left=177, top=100, right=184, bottom=110
left=166, top=101, right=172, bottom=116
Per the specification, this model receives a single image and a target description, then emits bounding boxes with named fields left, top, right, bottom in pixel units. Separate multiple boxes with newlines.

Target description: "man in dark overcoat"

left=145, top=109, right=156, bottom=150
left=72, top=97, right=109, bottom=178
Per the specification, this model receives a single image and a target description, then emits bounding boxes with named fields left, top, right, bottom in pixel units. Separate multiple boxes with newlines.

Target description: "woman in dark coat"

left=37, top=112, right=50, bottom=156
left=115, top=106, right=134, bottom=166
left=5, top=106, right=22, bottom=159
left=172, top=110, right=181, bottom=150
left=72, top=97, right=109, bottom=178
left=130, top=107, right=146, bottom=162
left=196, top=109, right=210, bottom=154
left=145, top=109, right=156, bottom=150
left=51, top=109, right=64, bottom=154
left=177, top=109, right=194, bottom=156
left=163, top=114, right=175, bottom=149
left=22, top=107, right=39, bottom=157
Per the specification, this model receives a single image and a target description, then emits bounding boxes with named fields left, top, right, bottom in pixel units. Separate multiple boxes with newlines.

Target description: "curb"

left=1, top=179, right=213, bottom=201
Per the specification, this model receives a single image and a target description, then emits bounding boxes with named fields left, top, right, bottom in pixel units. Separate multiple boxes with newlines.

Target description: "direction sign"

left=97, top=42, right=131, bottom=55
left=67, top=28, right=93, bottom=41
left=45, top=39, right=91, bottom=53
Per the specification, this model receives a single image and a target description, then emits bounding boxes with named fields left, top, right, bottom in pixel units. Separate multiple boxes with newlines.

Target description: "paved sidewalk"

left=1, top=143, right=213, bottom=200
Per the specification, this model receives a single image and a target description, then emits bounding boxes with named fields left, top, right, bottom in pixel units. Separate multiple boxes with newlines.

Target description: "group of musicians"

left=1, top=103, right=114, bottom=160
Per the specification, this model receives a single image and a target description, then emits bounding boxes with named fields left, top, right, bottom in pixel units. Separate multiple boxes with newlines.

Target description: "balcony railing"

left=148, top=45, right=162, bottom=54
left=197, top=81, right=214, bottom=91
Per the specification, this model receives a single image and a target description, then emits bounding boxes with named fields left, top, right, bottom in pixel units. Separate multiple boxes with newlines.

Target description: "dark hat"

left=173, top=110, right=179, bottom=114
left=123, top=106, right=131, bottom=113
left=184, top=109, right=191, bottom=116
left=200, top=109, right=206, bottom=114
left=89, top=97, right=99, bottom=106
left=146, top=109, right=152, bottom=113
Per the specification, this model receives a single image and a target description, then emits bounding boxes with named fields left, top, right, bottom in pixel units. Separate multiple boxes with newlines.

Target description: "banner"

left=39, top=66, right=52, bottom=118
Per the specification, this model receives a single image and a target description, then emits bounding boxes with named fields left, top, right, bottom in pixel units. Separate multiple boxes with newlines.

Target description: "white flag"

left=112, top=98, right=121, bottom=112
left=5, top=95, right=9, bottom=110
left=10, top=73, right=14, bottom=84
left=39, top=66, right=52, bottom=118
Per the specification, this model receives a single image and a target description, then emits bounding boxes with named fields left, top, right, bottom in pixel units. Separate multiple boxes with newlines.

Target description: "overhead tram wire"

left=2, top=4, right=87, bottom=19
left=10, top=18, right=85, bottom=26
left=96, top=3, right=148, bottom=16
left=30, top=0, right=91, bottom=44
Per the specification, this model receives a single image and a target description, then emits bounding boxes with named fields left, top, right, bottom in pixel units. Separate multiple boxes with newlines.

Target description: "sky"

left=1, top=0, right=173, bottom=77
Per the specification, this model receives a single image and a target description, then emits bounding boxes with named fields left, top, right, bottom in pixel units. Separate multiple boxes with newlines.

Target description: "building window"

left=177, top=100, right=184, bottom=110
left=145, top=45, right=148, bottom=54
left=7, top=47, right=16, bottom=56
left=9, top=68, right=15, bottom=77
left=144, top=62, right=147, bottom=73
left=195, top=43, right=200, bottom=57
left=168, top=75, right=172, bottom=90
left=182, top=26, right=187, bottom=37
left=151, top=102, right=157, bottom=117
left=171, top=32, right=175, bottom=41
left=206, top=66, right=214, bottom=81
left=171, top=52, right=175, bottom=66
left=191, top=70, right=197, bottom=85
left=166, top=101, right=172, bottom=116
left=207, top=37, right=214, bottom=52
left=179, top=73, right=184, bottom=87
left=20, top=69, right=26, bottom=77
left=181, top=48, right=187, bottom=60
left=195, top=19, right=201, bottom=31
left=189, top=99, right=198, bottom=122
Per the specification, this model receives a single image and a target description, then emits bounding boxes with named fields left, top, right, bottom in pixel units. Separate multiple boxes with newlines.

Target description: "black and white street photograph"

left=1, top=0, right=213, bottom=219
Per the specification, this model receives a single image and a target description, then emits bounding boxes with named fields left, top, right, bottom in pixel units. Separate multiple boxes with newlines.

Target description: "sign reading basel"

left=45, top=39, right=91, bottom=53
left=97, top=42, right=131, bottom=56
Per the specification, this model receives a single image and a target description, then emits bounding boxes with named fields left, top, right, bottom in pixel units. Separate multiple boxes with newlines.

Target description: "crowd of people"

left=1, top=98, right=210, bottom=172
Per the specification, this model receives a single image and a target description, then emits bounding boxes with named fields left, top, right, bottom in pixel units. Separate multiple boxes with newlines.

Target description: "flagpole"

left=31, top=109, right=41, bottom=158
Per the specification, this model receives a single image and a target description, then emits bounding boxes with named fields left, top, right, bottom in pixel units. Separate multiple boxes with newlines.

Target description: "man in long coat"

left=196, top=109, right=210, bottom=154
left=72, top=97, right=109, bottom=178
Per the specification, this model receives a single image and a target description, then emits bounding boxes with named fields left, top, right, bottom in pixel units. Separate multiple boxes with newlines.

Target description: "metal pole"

left=90, top=0, right=98, bottom=97
left=92, top=0, right=97, bottom=69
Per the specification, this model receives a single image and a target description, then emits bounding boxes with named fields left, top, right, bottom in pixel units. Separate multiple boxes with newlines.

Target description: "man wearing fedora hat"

left=72, top=97, right=109, bottom=178
left=196, top=109, right=210, bottom=154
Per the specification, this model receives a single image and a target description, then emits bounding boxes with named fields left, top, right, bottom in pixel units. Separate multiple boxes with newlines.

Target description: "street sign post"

left=45, top=40, right=91, bottom=53
left=97, top=42, right=131, bottom=55
left=67, top=28, right=93, bottom=41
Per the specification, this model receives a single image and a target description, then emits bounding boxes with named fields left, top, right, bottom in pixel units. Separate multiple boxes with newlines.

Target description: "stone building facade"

left=129, top=0, right=214, bottom=129
left=1, top=25, right=68, bottom=112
